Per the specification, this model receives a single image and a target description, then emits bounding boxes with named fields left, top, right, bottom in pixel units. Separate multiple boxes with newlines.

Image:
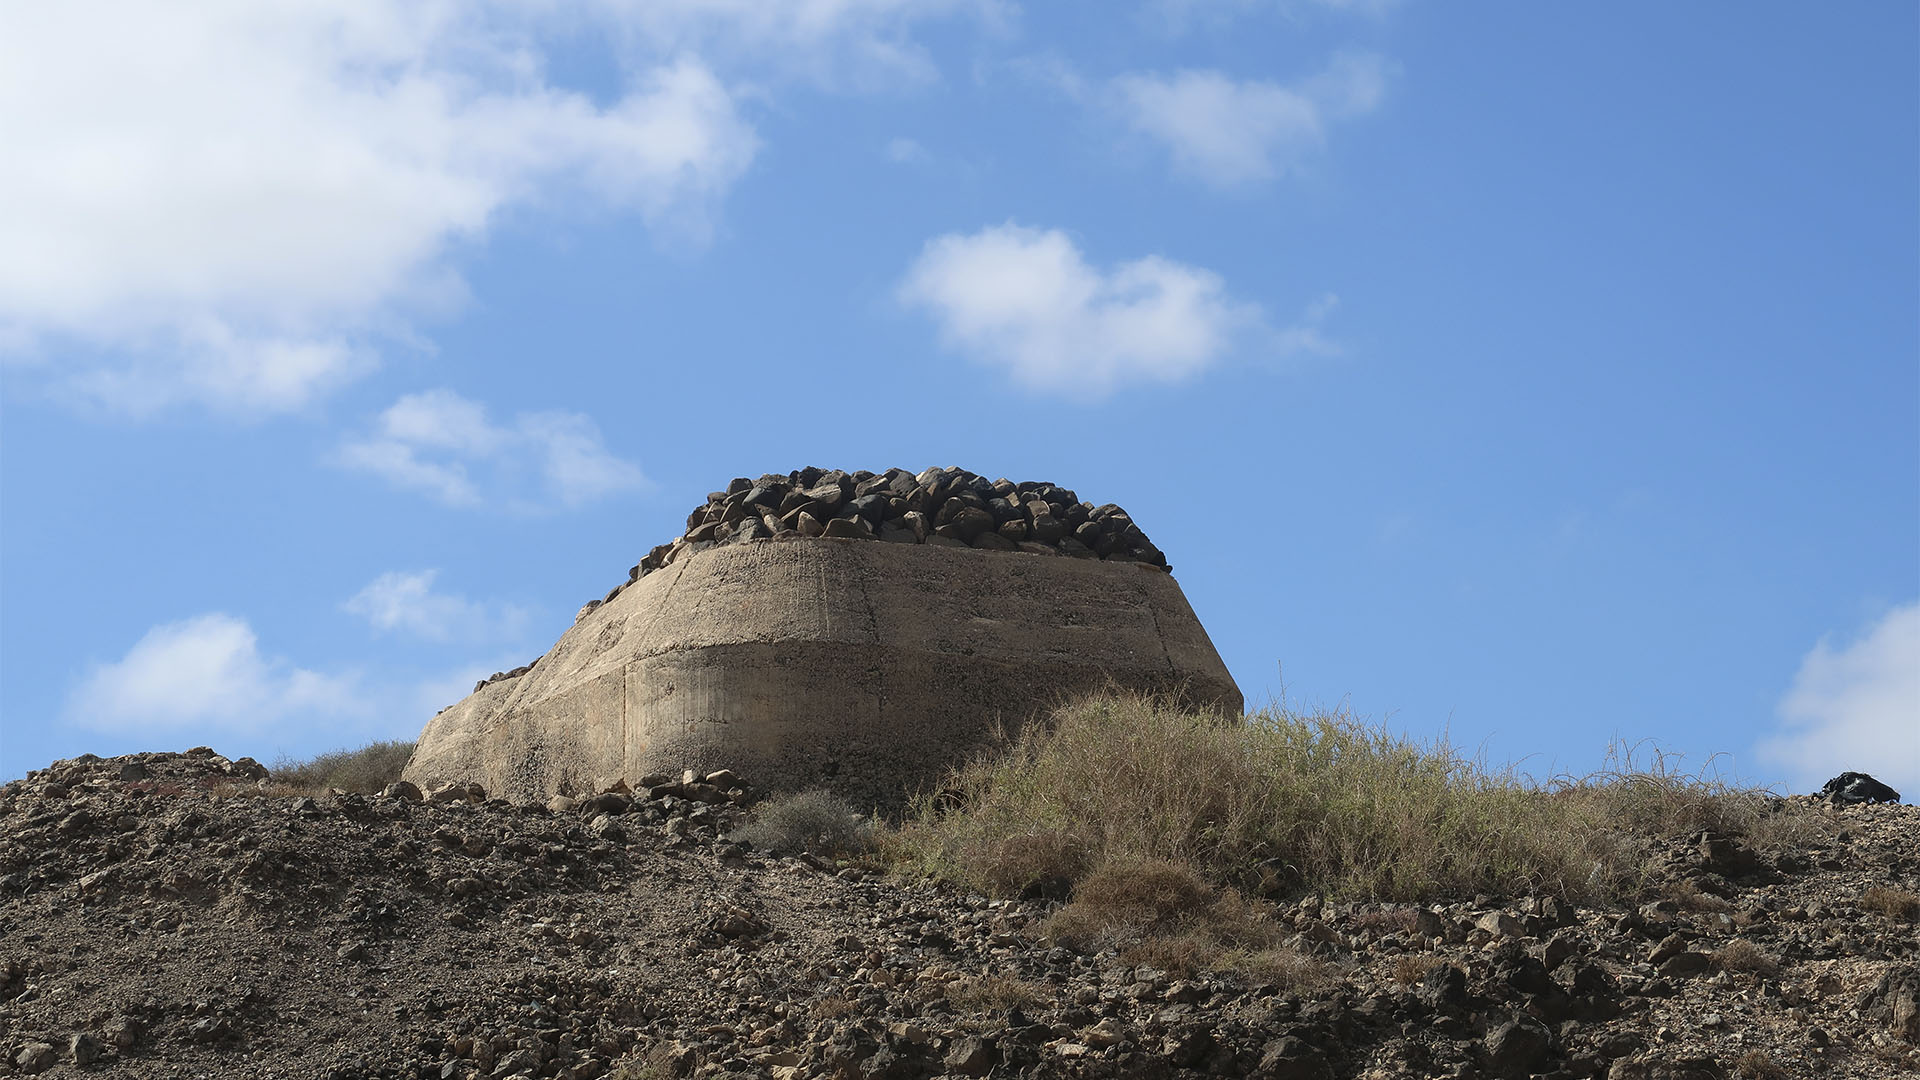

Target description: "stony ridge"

left=3, top=750, right=1917, bottom=1079
left=646, top=467, right=1170, bottom=576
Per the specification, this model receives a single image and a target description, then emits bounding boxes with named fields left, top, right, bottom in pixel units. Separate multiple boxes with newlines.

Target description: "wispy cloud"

left=886, top=137, right=931, bottom=164
left=1149, top=0, right=1399, bottom=34
left=1114, top=53, right=1390, bottom=186
left=64, top=608, right=533, bottom=752
left=0, top=5, right=758, bottom=415
left=66, top=614, right=364, bottom=734
left=343, top=570, right=529, bottom=643
left=901, top=222, right=1287, bottom=397
left=335, top=389, right=646, bottom=509
left=1755, top=601, right=1920, bottom=796
left=593, top=0, right=1012, bottom=89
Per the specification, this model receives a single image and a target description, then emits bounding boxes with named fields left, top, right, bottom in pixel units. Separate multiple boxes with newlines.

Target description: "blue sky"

left=3, top=1, right=1915, bottom=794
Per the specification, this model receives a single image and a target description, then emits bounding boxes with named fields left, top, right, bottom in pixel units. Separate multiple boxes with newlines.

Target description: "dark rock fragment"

left=942, top=1035, right=998, bottom=1076
left=1822, top=771, right=1900, bottom=804
left=1484, top=1014, right=1553, bottom=1076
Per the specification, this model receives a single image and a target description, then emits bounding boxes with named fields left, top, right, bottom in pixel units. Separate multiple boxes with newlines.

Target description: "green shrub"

left=271, top=740, right=415, bottom=793
left=733, top=790, right=872, bottom=856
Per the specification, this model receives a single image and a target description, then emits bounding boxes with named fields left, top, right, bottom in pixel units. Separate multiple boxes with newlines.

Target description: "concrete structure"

left=404, top=537, right=1242, bottom=808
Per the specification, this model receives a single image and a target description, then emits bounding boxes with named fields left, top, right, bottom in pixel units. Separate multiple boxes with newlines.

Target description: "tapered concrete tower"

left=406, top=499, right=1241, bottom=809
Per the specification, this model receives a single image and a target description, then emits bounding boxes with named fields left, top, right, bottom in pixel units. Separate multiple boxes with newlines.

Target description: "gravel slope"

left=2, top=750, right=1915, bottom=1080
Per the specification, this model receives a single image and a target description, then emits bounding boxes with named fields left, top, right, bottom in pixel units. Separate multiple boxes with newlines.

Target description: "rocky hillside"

left=2, top=750, right=1915, bottom=1079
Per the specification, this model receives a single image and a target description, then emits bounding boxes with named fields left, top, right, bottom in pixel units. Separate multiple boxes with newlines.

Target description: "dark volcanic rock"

left=3, top=751, right=1918, bottom=1079
left=1823, top=771, right=1902, bottom=805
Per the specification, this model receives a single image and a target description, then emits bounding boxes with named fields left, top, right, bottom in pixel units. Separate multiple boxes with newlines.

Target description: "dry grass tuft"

left=1352, top=908, right=1419, bottom=935
left=1120, top=932, right=1221, bottom=976
left=808, top=993, right=859, bottom=1020
left=971, top=828, right=1091, bottom=900
left=1712, top=939, right=1780, bottom=978
left=1044, top=859, right=1214, bottom=949
left=1662, top=878, right=1735, bottom=913
left=887, top=693, right=1817, bottom=907
left=1549, top=740, right=1823, bottom=853
left=1039, top=857, right=1328, bottom=982
left=1122, top=930, right=1331, bottom=990
left=942, top=974, right=1045, bottom=1014
left=1392, top=954, right=1447, bottom=986
left=271, top=741, right=415, bottom=793
left=1733, top=1049, right=1789, bottom=1079
left=1861, top=886, right=1920, bottom=921
left=1237, top=945, right=1335, bottom=991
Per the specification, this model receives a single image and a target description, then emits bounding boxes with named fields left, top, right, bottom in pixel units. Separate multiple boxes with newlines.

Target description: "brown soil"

left=2, top=749, right=1915, bottom=1079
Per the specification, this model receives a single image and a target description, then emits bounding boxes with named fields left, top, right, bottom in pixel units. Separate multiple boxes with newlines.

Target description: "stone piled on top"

left=634, top=465, right=1170, bottom=583
left=471, top=467, right=1179, bottom=691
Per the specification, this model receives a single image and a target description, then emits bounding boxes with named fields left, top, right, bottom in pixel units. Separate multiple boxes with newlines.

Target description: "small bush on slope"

left=1862, top=885, right=1920, bottom=921
left=1550, top=738, right=1816, bottom=852
left=272, top=741, right=415, bottom=793
left=733, top=790, right=872, bottom=856
left=1040, top=857, right=1331, bottom=985
left=887, top=693, right=1812, bottom=907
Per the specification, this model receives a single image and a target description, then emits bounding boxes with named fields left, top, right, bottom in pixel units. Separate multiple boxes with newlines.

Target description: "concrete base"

left=403, top=538, right=1242, bottom=809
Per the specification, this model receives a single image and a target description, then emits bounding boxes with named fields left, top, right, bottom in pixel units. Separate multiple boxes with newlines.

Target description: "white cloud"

left=343, top=570, right=529, bottom=642
left=1114, top=52, right=1389, bottom=186
left=0, top=3, right=759, bottom=415
left=901, top=223, right=1278, bottom=396
left=46, top=322, right=378, bottom=418
left=67, top=614, right=364, bottom=734
left=336, top=389, right=646, bottom=509
left=1151, top=0, right=1398, bottom=30
left=887, top=137, right=931, bottom=163
left=1756, top=601, right=1920, bottom=797
left=595, top=0, right=1009, bottom=88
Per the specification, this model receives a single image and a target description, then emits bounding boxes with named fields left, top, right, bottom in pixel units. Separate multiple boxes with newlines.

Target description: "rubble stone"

left=6, top=751, right=1917, bottom=1080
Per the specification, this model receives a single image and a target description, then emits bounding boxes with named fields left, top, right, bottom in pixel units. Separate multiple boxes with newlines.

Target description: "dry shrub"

left=1392, top=954, right=1447, bottom=986
left=1734, top=1050, right=1789, bottom=1079
left=809, top=994, right=858, bottom=1019
left=1120, top=932, right=1216, bottom=975
left=1353, top=908, right=1419, bottom=935
left=943, top=974, right=1044, bottom=1014
left=976, top=829, right=1092, bottom=899
left=1122, top=933, right=1329, bottom=991
left=1045, top=859, right=1214, bottom=949
left=887, top=693, right=1818, bottom=907
left=892, top=693, right=1796, bottom=906
left=734, top=790, right=872, bottom=856
left=1712, top=939, right=1780, bottom=978
left=1042, top=858, right=1324, bottom=982
left=1550, top=741, right=1824, bottom=854
left=1237, top=946, right=1335, bottom=992
left=1662, top=878, right=1735, bottom=913
left=271, top=741, right=415, bottom=793
left=1044, top=859, right=1260, bottom=955
left=1862, top=886, right=1920, bottom=921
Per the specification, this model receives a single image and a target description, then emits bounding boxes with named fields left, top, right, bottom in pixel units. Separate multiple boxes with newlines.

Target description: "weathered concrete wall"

left=404, top=537, right=1242, bottom=808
